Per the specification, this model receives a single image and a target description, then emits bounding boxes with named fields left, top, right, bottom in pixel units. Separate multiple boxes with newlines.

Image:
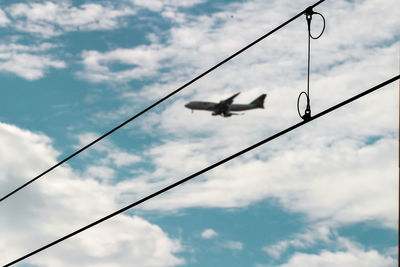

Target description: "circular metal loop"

left=297, top=91, right=311, bottom=120
left=309, top=12, right=326, bottom=39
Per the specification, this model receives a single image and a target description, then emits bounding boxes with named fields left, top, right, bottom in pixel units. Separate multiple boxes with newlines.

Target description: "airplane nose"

left=184, top=103, right=190, bottom=108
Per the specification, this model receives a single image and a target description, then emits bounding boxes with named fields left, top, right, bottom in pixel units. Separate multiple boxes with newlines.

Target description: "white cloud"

left=263, top=241, right=290, bottom=260
left=0, top=52, right=65, bottom=80
left=201, top=228, right=218, bottom=239
left=27, top=215, right=184, bottom=267
left=261, top=232, right=397, bottom=267
left=132, top=0, right=164, bottom=12
left=79, top=44, right=173, bottom=82
left=6, top=1, right=135, bottom=37
left=221, top=240, right=243, bottom=251
left=279, top=241, right=396, bottom=267
left=263, top=225, right=333, bottom=259
left=0, top=42, right=65, bottom=80
left=85, top=165, right=116, bottom=181
left=0, top=122, right=183, bottom=266
left=75, top=132, right=141, bottom=170
left=132, top=0, right=205, bottom=13
left=2, top=0, right=205, bottom=38
left=0, top=9, right=10, bottom=26
left=109, top=151, right=141, bottom=167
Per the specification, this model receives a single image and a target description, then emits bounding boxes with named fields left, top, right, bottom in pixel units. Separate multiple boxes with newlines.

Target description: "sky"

left=0, top=0, right=398, bottom=266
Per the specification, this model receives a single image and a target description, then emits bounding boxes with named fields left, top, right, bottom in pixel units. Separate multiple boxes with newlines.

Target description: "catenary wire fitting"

left=297, top=6, right=326, bottom=121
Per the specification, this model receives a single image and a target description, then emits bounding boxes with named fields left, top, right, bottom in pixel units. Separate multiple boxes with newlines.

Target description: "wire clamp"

left=304, top=6, right=314, bottom=22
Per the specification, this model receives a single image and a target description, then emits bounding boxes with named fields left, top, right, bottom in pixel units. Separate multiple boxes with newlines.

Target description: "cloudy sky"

left=0, top=0, right=398, bottom=266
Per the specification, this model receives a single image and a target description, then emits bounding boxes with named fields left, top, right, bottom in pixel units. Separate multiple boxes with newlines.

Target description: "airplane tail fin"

left=250, top=94, right=267, bottom=108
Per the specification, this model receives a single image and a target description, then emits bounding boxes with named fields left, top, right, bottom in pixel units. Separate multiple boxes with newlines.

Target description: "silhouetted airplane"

left=185, top=92, right=266, bottom=117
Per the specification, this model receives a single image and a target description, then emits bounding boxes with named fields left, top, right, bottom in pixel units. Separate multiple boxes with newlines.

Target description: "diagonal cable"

left=0, top=0, right=327, bottom=203
left=4, top=75, right=399, bottom=267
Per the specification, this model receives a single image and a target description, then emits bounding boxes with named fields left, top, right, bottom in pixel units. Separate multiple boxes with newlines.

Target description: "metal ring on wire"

left=297, top=91, right=311, bottom=120
left=309, top=12, right=325, bottom=39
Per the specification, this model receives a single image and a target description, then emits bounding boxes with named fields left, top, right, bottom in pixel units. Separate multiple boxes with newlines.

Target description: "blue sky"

left=0, top=0, right=398, bottom=266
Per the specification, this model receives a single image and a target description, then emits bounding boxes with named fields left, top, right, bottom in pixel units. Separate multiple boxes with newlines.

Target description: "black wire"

left=4, top=75, right=399, bottom=267
left=0, top=0, right=327, bottom=204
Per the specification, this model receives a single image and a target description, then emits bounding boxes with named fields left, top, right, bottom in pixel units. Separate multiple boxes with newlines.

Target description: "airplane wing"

left=220, top=92, right=240, bottom=105
left=213, top=92, right=240, bottom=116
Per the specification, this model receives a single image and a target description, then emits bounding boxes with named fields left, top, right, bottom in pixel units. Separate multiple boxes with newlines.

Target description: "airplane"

left=184, top=92, right=267, bottom=117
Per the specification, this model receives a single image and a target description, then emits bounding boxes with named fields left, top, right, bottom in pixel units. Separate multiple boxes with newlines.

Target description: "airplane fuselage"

left=185, top=101, right=216, bottom=111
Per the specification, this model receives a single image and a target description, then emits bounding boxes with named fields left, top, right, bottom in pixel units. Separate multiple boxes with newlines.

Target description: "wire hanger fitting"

left=297, top=6, right=326, bottom=121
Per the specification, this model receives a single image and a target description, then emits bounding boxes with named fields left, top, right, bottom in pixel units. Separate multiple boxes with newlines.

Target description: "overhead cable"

left=4, top=75, right=399, bottom=267
left=0, top=0, right=327, bottom=204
